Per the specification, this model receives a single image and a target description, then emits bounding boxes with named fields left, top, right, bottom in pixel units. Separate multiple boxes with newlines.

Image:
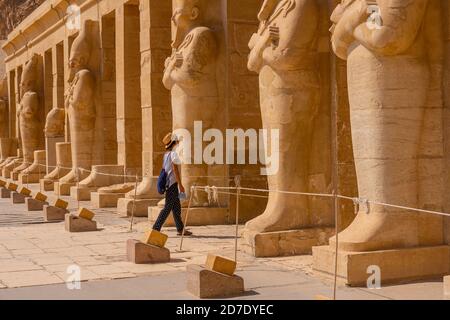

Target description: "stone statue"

left=245, top=0, right=320, bottom=233
left=44, top=107, right=65, bottom=138
left=59, top=20, right=96, bottom=184
left=13, top=54, right=42, bottom=174
left=161, top=0, right=219, bottom=206
left=328, top=0, right=444, bottom=251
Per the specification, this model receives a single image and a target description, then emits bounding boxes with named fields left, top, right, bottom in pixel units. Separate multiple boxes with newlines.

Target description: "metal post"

left=129, top=174, right=139, bottom=232
left=234, top=175, right=241, bottom=262
left=179, top=184, right=195, bottom=252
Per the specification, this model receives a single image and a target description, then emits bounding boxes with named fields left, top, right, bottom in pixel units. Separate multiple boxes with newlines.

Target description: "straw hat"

left=163, top=133, right=178, bottom=149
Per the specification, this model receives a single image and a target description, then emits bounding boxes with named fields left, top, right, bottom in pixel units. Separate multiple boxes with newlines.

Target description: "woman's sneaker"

left=177, top=229, right=193, bottom=236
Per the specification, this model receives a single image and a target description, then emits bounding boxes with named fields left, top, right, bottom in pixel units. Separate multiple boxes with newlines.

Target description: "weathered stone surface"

left=126, top=239, right=170, bottom=264
left=26, top=198, right=48, bottom=211
left=148, top=207, right=229, bottom=226
left=11, top=191, right=28, bottom=204
left=142, top=230, right=168, bottom=248
left=0, top=187, right=11, bottom=198
left=39, top=179, right=55, bottom=192
left=91, top=192, right=124, bottom=208
left=52, top=198, right=68, bottom=210
left=70, top=186, right=96, bottom=201
left=205, top=254, right=236, bottom=276
left=312, top=245, right=450, bottom=287
left=242, top=227, right=335, bottom=257
left=33, top=192, right=48, bottom=202
left=65, top=214, right=98, bottom=233
left=186, top=264, right=245, bottom=298
left=43, top=205, right=68, bottom=222
left=117, top=198, right=160, bottom=217
left=54, top=182, right=75, bottom=196
left=78, top=207, right=95, bottom=221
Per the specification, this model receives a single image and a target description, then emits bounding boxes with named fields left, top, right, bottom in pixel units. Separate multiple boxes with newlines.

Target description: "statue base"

left=54, top=182, right=76, bottom=196
left=26, top=198, right=48, bottom=211
left=126, top=239, right=170, bottom=264
left=11, top=191, right=29, bottom=204
left=241, top=227, right=335, bottom=258
left=70, top=186, right=97, bottom=201
left=44, top=205, right=69, bottom=221
left=18, top=172, right=45, bottom=184
left=117, top=198, right=160, bottom=217
left=186, top=264, right=245, bottom=299
left=312, top=245, right=450, bottom=287
left=148, top=206, right=229, bottom=226
left=65, top=214, right=98, bottom=232
left=0, top=187, right=11, bottom=198
left=11, top=171, right=20, bottom=181
left=91, top=192, right=125, bottom=208
left=40, top=179, right=55, bottom=191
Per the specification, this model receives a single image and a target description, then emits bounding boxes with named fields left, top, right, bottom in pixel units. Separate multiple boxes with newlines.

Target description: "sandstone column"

left=313, top=0, right=448, bottom=286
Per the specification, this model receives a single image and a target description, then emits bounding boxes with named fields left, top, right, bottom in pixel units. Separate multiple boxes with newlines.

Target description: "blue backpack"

left=157, top=153, right=169, bottom=194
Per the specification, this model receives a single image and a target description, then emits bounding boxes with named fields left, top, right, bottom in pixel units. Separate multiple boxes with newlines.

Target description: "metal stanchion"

left=234, top=176, right=241, bottom=262
left=129, top=174, right=139, bottom=232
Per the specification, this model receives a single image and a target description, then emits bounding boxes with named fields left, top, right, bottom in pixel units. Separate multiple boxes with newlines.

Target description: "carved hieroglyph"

left=60, top=21, right=96, bottom=184
left=162, top=0, right=219, bottom=206
left=13, top=54, right=41, bottom=173
left=329, top=0, right=444, bottom=251
left=244, top=0, right=320, bottom=233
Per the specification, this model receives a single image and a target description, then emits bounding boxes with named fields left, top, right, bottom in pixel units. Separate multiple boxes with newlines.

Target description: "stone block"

left=444, top=276, right=450, bottom=296
left=78, top=207, right=95, bottom=221
left=205, top=254, right=237, bottom=276
left=11, top=171, right=19, bottom=181
left=148, top=207, right=229, bottom=226
left=312, top=245, right=450, bottom=286
left=53, top=198, right=68, bottom=210
left=142, top=230, right=168, bottom=248
left=40, top=179, right=55, bottom=191
left=91, top=192, right=124, bottom=208
left=117, top=198, right=160, bottom=217
left=186, top=264, right=245, bottom=298
left=54, top=182, right=76, bottom=196
left=18, top=186, right=32, bottom=196
left=26, top=198, right=48, bottom=211
left=7, top=182, right=18, bottom=191
left=65, top=214, right=98, bottom=232
left=34, top=192, right=48, bottom=202
left=70, top=186, right=96, bottom=201
left=43, top=205, right=68, bottom=221
left=242, top=227, right=335, bottom=257
left=126, top=239, right=170, bottom=264
left=1, top=187, right=11, bottom=198
left=0, top=179, right=6, bottom=187
left=18, top=172, right=45, bottom=184
left=11, top=191, right=28, bottom=204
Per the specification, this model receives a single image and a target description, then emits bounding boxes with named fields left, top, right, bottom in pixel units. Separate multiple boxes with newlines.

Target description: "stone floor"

left=0, top=182, right=448, bottom=300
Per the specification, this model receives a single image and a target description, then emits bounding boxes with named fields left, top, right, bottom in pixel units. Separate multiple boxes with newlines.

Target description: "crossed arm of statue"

left=163, top=29, right=216, bottom=90
left=69, top=70, right=96, bottom=118
left=332, top=0, right=429, bottom=59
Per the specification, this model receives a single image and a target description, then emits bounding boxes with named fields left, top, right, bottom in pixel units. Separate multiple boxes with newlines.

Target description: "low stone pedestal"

left=0, top=187, right=11, bottom=198
left=70, top=186, right=96, bottom=201
left=11, top=191, right=29, bottom=204
left=65, top=214, right=98, bottom=232
left=117, top=198, right=160, bottom=217
left=148, top=207, right=229, bottom=226
left=126, top=239, right=170, bottom=264
left=11, top=171, right=20, bottom=181
left=18, top=172, right=45, bottom=184
left=186, top=264, right=245, bottom=298
left=444, top=276, right=450, bottom=297
left=54, top=182, right=76, bottom=196
left=40, top=179, right=55, bottom=191
left=44, top=205, right=69, bottom=221
left=242, top=227, right=335, bottom=258
left=312, top=245, right=450, bottom=287
left=91, top=192, right=125, bottom=208
left=26, top=198, right=48, bottom=211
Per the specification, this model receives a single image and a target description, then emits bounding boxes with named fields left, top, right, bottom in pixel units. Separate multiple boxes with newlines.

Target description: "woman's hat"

left=163, top=132, right=178, bottom=149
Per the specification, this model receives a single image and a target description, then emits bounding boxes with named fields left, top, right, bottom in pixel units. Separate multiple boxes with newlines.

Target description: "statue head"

left=68, top=21, right=92, bottom=82
left=172, top=0, right=204, bottom=48
left=20, top=54, right=39, bottom=95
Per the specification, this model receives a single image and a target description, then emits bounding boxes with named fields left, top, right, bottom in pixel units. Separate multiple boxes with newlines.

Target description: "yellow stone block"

left=7, top=182, right=18, bottom=191
left=78, top=207, right=95, bottom=221
left=0, top=179, right=6, bottom=187
left=19, top=186, right=32, bottom=196
left=315, top=295, right=332, bottom=300
left=34, top=192, right=48, bottom=202
left=53, top=198, right=68, bottom=210
left=205, top=254, right=237, bottom=276
left=141, top=230, right=168, bottom=248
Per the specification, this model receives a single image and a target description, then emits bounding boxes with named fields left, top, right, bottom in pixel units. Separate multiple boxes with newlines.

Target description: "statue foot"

left=59, top=169, right=80, bottom=184
left=98, top=183, right=135, bottom=194
left=44, top=167, right=71, bottom=181
left=12, top=162, right=30, bottom=173
left=126, top=177, right=160, bottom=199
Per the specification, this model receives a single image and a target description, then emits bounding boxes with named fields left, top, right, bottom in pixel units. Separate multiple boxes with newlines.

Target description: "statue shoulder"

left=191, top=27, right=215, bottom=43
left=77, top=69, right=94, bottom=81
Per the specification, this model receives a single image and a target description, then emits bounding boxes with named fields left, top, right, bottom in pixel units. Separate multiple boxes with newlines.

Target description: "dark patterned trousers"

left=153, top=183, right=184, bottom=232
